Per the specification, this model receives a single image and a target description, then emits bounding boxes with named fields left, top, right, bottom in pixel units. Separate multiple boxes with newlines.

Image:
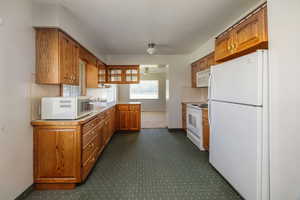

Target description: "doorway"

left=119, top=64, right=168, bottom=128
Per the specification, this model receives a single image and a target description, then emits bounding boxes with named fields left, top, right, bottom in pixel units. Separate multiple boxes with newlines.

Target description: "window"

left=130, top=80, right=159, bottom=99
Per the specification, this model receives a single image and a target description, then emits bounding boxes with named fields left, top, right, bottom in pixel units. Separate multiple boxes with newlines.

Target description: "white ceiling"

left=48, top=0, right=262, bottom=54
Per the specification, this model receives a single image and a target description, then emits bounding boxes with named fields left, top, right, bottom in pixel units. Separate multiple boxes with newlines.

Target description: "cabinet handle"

left=227, top=45, right=231, bottom=51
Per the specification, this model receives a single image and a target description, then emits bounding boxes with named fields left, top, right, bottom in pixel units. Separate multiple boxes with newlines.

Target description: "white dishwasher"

left=186, top=104, right=204, bottom=151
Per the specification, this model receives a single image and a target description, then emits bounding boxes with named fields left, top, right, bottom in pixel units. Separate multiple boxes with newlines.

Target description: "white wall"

left=268, top=0, right=300, bottom=199
left=118, top=72, right=167, bottom=112
left=0, top=0, right=34, bottom=199
left=32, top=1, right=107, bottom=62
left=106, top=55, right=192, bottom=128
left=189, top=1, right=266, bottom=63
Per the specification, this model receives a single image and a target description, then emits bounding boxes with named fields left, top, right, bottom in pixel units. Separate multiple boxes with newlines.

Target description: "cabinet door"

left=118, top=111, right=129, bottom=130
left=198, top=58, right=208, bottom=70
left=215, top=32, right=233, bottom=62
left=59, top=32, right=74, bottom=84
left=202, top=109, right=210, bottom=151
left=233, top=7, right=268, bottom=54
left=206, top=52, right=215, bottom=68
left=129, top=111, right=140, bottom=131
left=182, top=103, right=187, bottom=131
left=86, top=64, right=98, bottom=88
left=108, top=68, right=123, bottom=83
left=104, top=120, right=110, bottom=144
left=73, top=43, right=80, bottom=85
left=203, top=119, right=210, bottom=151
left=34, top=127, right=81, bottom=183
left=35, top=29, right=60, bottom=84
left=112, top=108, right=116, bottom=133
left=98, top=62, right=107, bottom=84
left=124, top=66, right=140, bottom=84
left=191, top=62, right=198, bottom=88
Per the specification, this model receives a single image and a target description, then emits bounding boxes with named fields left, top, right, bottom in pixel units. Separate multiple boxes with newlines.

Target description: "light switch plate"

left=0, top=18, right=3, bottom=25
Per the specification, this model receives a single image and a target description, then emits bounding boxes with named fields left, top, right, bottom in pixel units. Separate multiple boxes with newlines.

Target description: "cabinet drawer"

left=129, top=105, right=140, bottom=111
left=118, top=105, right=129, bottom=111
left=97, top=112, right=106, bottom=121
left=82, top=117, right=99, bottom=135
left=82, top=135, right=98, bottom=164
left=82, top=150, right=97, bottom=181
left=82, top=128, right=98, bottom=147
left=106, top=107, right=115, bottom=116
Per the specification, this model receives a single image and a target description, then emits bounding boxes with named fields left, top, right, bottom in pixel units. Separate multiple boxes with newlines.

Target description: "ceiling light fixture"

left=147, top=43, right=156, bottom=55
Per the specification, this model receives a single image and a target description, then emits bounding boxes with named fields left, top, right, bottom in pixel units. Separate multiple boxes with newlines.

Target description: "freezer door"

left=210, top=51, right=267, bottom=106
left=209, top=101, right=263, bottom=200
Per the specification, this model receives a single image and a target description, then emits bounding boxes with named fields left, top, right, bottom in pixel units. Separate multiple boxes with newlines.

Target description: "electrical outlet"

left=0, top=18, right=3, bottom=25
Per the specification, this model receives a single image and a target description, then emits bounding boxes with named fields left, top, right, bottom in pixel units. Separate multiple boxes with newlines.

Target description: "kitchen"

left=1, top=0, right=300, bottom=200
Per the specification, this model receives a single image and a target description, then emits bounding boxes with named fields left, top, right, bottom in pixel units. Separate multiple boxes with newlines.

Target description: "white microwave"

left=41, top=96, right=93, bottom=120
left=196, top=69, right=210, bottom=88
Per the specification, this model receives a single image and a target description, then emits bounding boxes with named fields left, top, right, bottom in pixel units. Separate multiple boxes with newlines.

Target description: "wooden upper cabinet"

left=107, top=65, right=140, bottom=84
left=73, top=44, right=80, bottom=85
left=98, top=61, right=107, bottom=84
left=198, top=57, right=208, bottom=70
left=86, top=63, right=98, bottom=88
left=215, top=32, right=233, bottom=62
left=215, top=4, right=268, bottom=62
left=79, top=48, right=97, bottom=66
left=206, top=52, right=216, bottom=68
left=191, top=52, right=215, bottom=88
left=35, top=28, right=79, bottom=85
left=124, top=66, right=140, bottom=83
left=191, top=62, right=198, bottom=88
left=36, top=29, right=59, bottom=84
left=233, top=7, right=268, bottom=53
left=107, top=66, right=123, bottom=84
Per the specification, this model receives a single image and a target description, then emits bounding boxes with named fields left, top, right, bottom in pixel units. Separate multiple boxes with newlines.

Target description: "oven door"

left=186, top=106, right=202, bottom=138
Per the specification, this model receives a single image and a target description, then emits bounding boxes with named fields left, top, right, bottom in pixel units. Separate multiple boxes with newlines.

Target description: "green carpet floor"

left=24, top=129, right=242, bottom=200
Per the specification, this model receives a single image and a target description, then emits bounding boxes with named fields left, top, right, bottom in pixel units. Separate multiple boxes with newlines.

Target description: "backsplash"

left=30, top=76, right=60, bottom=120
left=181, top=87, right=208, bottom=102
left=87, top=85, right=118, bottom=103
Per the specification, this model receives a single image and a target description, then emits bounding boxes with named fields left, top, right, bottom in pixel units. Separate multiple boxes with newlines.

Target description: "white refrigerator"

left=209, top=50, right=269, bottom=200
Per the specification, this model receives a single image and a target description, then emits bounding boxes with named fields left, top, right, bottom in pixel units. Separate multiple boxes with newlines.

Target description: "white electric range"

left=186, top=103, right=207, bottom=151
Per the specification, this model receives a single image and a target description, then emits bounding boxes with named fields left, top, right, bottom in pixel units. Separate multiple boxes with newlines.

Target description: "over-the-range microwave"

left=196, top=69, right=210, bottom=88
left=41, top=96, right=93, bottom=120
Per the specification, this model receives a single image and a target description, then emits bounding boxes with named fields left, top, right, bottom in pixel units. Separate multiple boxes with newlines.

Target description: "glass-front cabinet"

left=108, top=68, right=123, bottom=83
left=97, top=61, right=107, bottom=84
left=107, top=65, right=140, bottom=84
left=125, top=68, right=139, bottom=83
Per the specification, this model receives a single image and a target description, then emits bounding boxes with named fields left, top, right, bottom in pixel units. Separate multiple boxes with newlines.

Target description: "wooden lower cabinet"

left=202, top=109, right=210, bottom=151
left=182, top=103, right=187, bottom=131
left=32, top=106, right=117, bottom=190
left=116, top=104, right=141, bottom=131
left=34, top=127, right=81, bottom=184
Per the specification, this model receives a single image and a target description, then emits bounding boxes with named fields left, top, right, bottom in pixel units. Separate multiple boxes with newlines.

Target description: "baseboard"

left=168, top=128, right=186, bottom=132
left=15, top=184, right=34, bottom=200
